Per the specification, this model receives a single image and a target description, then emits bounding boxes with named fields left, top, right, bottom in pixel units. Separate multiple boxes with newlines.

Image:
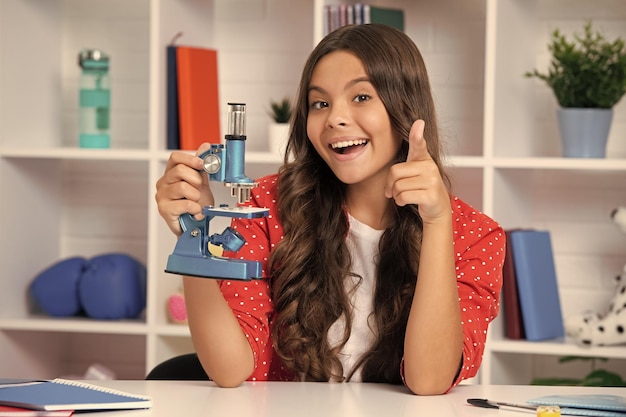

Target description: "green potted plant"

left=525, top=21, right=626, bottom=158
left=269, top=97, right=292, bottom=124
left=531, top=356, right=626, bottom=387
left=267, top=97, right=292, bottom=157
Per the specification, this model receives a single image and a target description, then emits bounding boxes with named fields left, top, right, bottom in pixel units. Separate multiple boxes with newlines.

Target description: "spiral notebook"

left=0, top=379, right=152, bottom=411
left=527, top=395, right=626, bottom=417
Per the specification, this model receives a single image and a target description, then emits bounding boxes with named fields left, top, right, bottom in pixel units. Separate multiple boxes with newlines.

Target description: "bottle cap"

left=78, top=49, right=110, bottom=69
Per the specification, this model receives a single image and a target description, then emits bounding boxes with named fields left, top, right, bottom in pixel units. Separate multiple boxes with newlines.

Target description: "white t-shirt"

left=327, top=214, right=384, bottom=381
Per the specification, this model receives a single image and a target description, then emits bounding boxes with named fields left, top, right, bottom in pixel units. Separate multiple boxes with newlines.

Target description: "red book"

left=0, top=405, right=73, bottom=416
left=176, top=46, right=221, bottom=149
left=502, top=229, right=525, bottom=339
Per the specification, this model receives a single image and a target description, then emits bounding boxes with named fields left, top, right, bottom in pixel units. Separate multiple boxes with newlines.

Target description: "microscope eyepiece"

left=226, top=102, right=246, bottom=139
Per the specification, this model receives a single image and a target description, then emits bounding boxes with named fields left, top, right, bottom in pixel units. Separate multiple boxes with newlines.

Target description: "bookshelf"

left=0, top=0, right=625, bottom=384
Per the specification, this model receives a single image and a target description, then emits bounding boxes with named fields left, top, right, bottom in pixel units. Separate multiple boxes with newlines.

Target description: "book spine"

left=323, top=5, right=331, bottom=36
left=330, top=6, right=339, bottom=33
left=363, top=4, right=371, bottom=24
left=166, top=45, right=180, bottom=150
left=502, top=229, right=525, bottom=339
left=176, top=47, right=221, bottom=150
left=510, top=230, right=564, bottom=341
left=368, top=6, right=404, bottom=32
left=354, top=4, right=363, bottom=25
left=346, top=5, right=354, bottom=25
left=339, top=4, right=347, bottom=27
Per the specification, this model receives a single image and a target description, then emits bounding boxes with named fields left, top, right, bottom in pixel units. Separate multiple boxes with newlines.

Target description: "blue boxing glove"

left=30, top=257, right=87, bottom=317
left=78, top=253, right=147, bottom=320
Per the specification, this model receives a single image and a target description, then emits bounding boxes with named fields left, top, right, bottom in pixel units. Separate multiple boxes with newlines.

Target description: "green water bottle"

left=78, top=49, right=110, bottom=148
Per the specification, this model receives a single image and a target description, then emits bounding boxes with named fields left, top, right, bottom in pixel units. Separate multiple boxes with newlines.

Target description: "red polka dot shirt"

left=220, top=174, right=505, bottom=388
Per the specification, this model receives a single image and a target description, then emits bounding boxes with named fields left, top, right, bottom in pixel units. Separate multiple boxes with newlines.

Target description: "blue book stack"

left=508, top=230, right=564, bottom=341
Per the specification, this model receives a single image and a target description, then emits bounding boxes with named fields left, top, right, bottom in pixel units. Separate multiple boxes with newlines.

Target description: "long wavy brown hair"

left=268, top=24, right=451, bottom=384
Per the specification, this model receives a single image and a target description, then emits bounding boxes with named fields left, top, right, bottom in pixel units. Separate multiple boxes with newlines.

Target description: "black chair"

left=145, top=353, right=210, bottom=380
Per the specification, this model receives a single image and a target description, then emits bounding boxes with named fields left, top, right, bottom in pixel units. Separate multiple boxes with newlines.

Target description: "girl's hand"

left=384, top=120, right=451, bottom=225
left=155, top=143, right=215, bottom=235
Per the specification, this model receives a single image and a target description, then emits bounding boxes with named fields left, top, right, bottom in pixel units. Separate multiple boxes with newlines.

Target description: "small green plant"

left=525, top=21, right=626, bottom=108
left=531, top=356, right=626, bottom=387
left=268, top=97, right=292, bottom=123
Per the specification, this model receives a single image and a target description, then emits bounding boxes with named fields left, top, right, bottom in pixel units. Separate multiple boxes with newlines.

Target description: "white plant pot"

left=268, top=122, right=290, bottom=158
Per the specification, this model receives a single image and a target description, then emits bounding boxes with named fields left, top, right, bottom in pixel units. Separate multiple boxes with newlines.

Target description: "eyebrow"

left=308, top=76, right=371, bottom=94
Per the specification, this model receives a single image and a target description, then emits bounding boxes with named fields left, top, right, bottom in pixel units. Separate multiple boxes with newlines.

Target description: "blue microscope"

left=165, top=103, right=269, bottom=280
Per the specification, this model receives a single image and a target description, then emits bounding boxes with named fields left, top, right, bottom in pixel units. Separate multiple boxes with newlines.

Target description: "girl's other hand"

left=155, top=143, right=215, bottom=235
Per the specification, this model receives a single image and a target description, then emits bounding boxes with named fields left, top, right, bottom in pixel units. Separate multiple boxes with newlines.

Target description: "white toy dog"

left=564, top=207, right=626, bottom=347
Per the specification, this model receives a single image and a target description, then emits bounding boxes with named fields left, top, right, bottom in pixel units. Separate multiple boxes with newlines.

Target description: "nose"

left=326, top=102, right=349, bottom=129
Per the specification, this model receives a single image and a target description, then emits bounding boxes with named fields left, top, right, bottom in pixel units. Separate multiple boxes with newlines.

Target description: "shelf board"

left=493, top=157, right=626, bottom=170
left=153, top=324, right=191, bottom=337
left=4, top=149, right=623, bottom=171
left=0, top=316, right=148, bottom=335
left=0, top=147, right=284, bottom=164
left=445, top=155, right=485, bottom=168
left=0, top=147, right=151, bottom=161
left=488, top=338, right=626, bottom=359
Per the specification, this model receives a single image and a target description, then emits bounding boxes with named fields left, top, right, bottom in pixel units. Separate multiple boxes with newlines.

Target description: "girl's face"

left=306, top=51, right=403, bottom=187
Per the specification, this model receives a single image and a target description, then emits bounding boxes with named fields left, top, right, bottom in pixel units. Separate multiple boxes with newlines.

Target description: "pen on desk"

left=467, top=398, right=537, bottom=412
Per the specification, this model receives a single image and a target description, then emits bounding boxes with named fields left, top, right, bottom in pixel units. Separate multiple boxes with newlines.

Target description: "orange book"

left=176, top=46, right=221, bottom=149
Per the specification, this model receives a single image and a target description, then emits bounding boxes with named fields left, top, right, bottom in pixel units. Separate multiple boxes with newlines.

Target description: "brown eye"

left=354, top=94, right=371, bottom=103
left=309, top=101, right=328, bottom=110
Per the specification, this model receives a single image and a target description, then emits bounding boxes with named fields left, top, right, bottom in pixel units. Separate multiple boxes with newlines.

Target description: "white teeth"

left=331, top=139, right=368, bottom=149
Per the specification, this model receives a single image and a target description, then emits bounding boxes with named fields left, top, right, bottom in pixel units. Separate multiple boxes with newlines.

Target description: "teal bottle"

left=78, top=49, right=110, bottom=148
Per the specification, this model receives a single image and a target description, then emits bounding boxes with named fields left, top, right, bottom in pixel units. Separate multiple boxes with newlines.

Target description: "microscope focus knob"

left=202, top=153, right=221, bottom=174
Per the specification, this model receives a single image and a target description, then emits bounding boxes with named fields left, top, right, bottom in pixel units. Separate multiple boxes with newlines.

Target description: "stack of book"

left=502, top=229, right=565, bottom=341
left=323, top=3, right=404, bottom=35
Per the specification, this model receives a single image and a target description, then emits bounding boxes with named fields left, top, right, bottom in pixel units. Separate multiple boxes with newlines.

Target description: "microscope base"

left=165, top=253, right=263, bottom=281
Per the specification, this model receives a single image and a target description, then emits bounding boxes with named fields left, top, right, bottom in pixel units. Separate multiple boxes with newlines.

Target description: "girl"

left=155, top=24, right=504, bottom=395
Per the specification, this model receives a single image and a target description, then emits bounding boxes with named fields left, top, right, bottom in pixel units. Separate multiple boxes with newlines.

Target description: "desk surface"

left=81, top=380, right=625, bottom=417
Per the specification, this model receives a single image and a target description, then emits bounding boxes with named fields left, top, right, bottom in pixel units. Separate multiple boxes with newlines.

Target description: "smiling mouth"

left=330, top=139, right=369, bottom=154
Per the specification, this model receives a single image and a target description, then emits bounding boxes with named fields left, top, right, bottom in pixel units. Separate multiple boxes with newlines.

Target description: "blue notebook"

left=527, top=395, right=626, bottom=417
left=508, top=230, right=564, bottom=341
left=0, top=379, right=152, bottom=411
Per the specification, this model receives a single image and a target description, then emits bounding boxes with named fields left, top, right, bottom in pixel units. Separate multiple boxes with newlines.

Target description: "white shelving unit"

left=1, top=0, right=625, bottom=384
left=479, top=0, right=626, bottom=385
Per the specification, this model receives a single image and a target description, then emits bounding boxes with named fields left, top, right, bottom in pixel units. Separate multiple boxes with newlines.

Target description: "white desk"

left=83, top=380, right=625, bottom=417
